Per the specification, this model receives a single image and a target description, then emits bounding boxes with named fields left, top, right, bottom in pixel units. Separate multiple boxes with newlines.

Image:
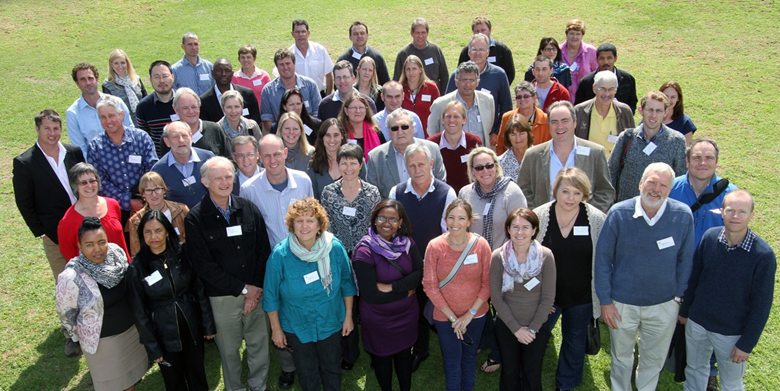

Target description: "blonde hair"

left=107, top=49, right=140, bottom=84
left=398, top=55, right=431, bottom=91
left=466, top=147, right=504, bottom=183
left=278, top=112, right=312, bottom=155
left=354, top=56, right=381, bottom=98
left=552, top=167, right=592, bottom=202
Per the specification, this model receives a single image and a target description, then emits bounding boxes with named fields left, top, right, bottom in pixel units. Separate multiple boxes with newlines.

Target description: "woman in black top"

left=127, top=211, right=216, bottom=391
left=532, top=167, right=606, bottom=391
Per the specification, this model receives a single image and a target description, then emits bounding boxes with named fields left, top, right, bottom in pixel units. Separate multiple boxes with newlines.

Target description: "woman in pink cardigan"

left=559, top=19, right=599, bottom=102
left=423, top=198, right=492, bottom=391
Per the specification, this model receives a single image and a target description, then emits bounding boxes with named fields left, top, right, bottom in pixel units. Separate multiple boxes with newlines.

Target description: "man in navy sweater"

left=595, top=162, right=695, bottom=391
left=679, top=190, right=776, bottom=391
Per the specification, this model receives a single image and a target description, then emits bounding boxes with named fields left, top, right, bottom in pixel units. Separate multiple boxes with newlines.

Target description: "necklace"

left=447, top=234, right=468, bottom=246
left=556, top=206, right=579, bottom=229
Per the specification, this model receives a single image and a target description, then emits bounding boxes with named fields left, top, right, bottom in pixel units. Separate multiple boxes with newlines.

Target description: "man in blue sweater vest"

left=151, top=121, right=214, bottom=208
left=595, top=162, right=695, bottom=391
left=679, top=190, right=776, bottom=391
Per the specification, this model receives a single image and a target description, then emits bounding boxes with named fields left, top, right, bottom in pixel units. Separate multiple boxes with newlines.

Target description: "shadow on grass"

left=9, top=329, right=88, bottom=391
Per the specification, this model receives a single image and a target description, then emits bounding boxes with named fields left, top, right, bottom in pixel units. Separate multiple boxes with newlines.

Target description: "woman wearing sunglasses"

left=126, top=172, right=189, bottom=257
left=422, top=198, right=492, bottom=391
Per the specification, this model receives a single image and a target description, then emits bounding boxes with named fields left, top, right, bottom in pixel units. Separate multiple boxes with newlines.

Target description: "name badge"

left=607, top=134, right=619, bottom=143
left=709, top=208, right=722, bottom=214
left=170, top=114, right=181, bottom=121
left=226, top=225, right=243, bottom=237
left=421, top=94, right=432, bottom=102
left=199, top=73, right=210, bottom=81
left=252, top=79, right=264, bottom=86
left=145, top=270, right=162, bottom=286
left=488, top=56, right=497, bottom=63
left=483, top=202, right=491, bottom=215
left=192, top=132, right=203, bottom=143
left=128, top=155, right=142, bottom=164
left=524, top=277, right=540, bottom=291
left=463, top=253, right=479, bottom=265
left=460, top=154, right=469, bottom=163
left=174, top=227, right=180, bottom=235
left=575, top=146, right=591, bottom=156
left=476, top=115, right=482, bottom=123
left=481, top=88, right=491, bottom=94
left=342, top=206, right=357, bottom=216
left=347, top=139, right=358, bottom=145
left=570, top=62, right=579, bottom=72
left=352, top=51, right=362, bottom=60
left=304, top=100, right=310, bottom=109
left=573, top=226, right=589, bottom=236
left=424, top=57, right=434, bottom=66
left=242, top=108, right=250, bottom=116
left=643, top=142, right=657, bottom=156
left=657, top=236, right=675, bottom=250
left=304, top=270, right=320, bottom=284
left=182, top=176, right=196, bottom=187
left=304, top=124, right=313, bottom=136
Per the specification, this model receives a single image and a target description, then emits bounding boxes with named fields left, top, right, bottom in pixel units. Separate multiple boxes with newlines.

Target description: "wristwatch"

left=469, top=308, right=477, bottom=316
left=242, top=285, right=249, bottom=295
left=529, top=328, right=537, bottom=335
left=674, top=296, right=683, bottom=304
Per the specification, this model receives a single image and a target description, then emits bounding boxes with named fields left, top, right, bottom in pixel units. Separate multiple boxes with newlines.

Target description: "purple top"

left=353, top=238, right=423, bottom=356
left=560, top=41, right=599, bottom=102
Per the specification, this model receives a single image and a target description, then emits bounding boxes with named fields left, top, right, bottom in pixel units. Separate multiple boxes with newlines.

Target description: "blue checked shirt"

left=87, top=126, right=159, bottom=210
left=171, top=56, right=215, bottom=96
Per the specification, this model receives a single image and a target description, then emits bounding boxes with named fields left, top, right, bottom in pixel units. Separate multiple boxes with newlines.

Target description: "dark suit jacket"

left=199, top=84, right=262, bottom=124
left=574, top=67, right=638, bottom=113
left=13, top=143, right=85, bottom=243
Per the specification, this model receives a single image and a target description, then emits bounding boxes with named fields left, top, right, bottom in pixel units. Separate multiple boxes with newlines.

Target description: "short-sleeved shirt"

left=291, top=41, right=334, bottom=92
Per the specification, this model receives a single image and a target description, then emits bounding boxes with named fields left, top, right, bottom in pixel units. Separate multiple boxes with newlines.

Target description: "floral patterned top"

left=499, top=150, right=523, bottom=183
left=320, top=179, right=381, bottom=255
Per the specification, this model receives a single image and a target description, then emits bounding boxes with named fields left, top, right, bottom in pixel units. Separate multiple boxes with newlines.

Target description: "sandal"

left=480, top=358, right=501, bottom=373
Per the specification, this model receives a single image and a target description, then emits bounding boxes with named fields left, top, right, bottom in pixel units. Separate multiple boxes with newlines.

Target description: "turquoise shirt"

left=262, top=237, right=357, bottom=343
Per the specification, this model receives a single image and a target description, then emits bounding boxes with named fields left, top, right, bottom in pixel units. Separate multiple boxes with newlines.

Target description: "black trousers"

left=341, top=295, right=360, bottom=364
left=495, top=317, right=550, bottom=391
left=371, top=348, right=413, bottom=391
left=158, top=311, right=209, bottom=391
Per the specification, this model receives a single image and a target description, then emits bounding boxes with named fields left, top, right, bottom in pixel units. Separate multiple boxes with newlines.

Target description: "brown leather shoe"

left=707, top=375, right=720, bottom=391
left=64, top=339, right=81, bottom=357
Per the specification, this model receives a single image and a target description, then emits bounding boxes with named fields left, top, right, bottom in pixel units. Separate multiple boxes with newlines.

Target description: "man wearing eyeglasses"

left=517, top=101, right=614, bottom=212
left=367, top=109, right=445, bottom=198
left=136, top=60, right=177, bottom=157
left=318, top=60, right=377, bottom=121
left=152, top=121, right=214, bottom=208
left=231, top=135, right=263, bottom=195
left=574, top=71, right=635, bottom=156
left=575, top=43, right=638, bottom=113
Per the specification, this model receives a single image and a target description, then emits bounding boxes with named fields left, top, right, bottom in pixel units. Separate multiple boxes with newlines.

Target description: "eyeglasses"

left=143, top=187, right=165, bottom=195
left=233, top=152, right=257, bottom=160
left=469, top=47, right=488, bottom=53
left=515, top=94, right=533, bottom=100
left=389, top=124, right=411, bottom=132
left=376, top=216, right=399, bottom=224
left=473, top=163, right=496, bottom=171
left=347, top=105, right=366, bottom=112
left=77, top=178, right=98, bottom=186
left=542, top=47, right=557, bottom=53
left=596, top=87, right=618, bottom=93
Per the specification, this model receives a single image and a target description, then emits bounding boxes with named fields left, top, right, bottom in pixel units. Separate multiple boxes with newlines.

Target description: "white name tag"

left=226, top=225, right=243, bottom=237
left=352, top=51, right=362, bottom=60
left=304, top=270, right=320, bottom=284
left=421, top=94, right=432, bottom=102
left=607, top=134, right=619, bottom=143
left=476, top=115, right=482, bottom=123
left=483, top=202, right=491, bottom=215
left=342, top=206, right=357, bottom=216
left=575, top=146, right=591, bottom=156
left=304, top=124, right=313, bottom=136
left=573, top=226, right=589, bottom=236
left=128, top=155, right=142, bottom=164
left=170, top=114, right=181, bottom=121
left=145, top=270, right=163, bottom=286
left=524, top=277, right=540, bottom=291
left=463, top=253, right=479, bottom=265
left=460, top=154, right=469, bottom=163
left=347, top=139, right=358, bottom=145
left=304, top=100, right=310, bottom=109
left=192, top=132, right=203, bottom=143
left=174, top=227, right=180, bottom=235
left=252, top=79, right=263, bottom=86
left=488, top=56, right=497, bottom=63
left=643, top=142, right=657, bottom=156
left=481, top=88, right=491, bottom=94
left=182, top=176, right=196, bottom=187
left=242, top=108, right=250, bottom=116
left=657, top=236, right=675, bottom=250
left=570, top=62, right=579, bottom=72
left=199, top=73, right=210, bottom=81
left=424, top=57, right=435, bottom=66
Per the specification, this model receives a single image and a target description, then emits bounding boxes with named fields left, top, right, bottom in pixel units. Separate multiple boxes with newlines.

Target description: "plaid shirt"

left=717, top=227, right=756, bottom=252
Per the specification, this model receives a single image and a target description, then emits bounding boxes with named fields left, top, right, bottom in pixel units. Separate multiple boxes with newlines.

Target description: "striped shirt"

left=135, top=92, right=176, bottom=157
left=240, top=168, right=313, bottom=247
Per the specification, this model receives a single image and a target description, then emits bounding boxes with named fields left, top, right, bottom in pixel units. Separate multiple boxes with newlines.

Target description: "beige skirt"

left=84, top=325, right=148, bottom=391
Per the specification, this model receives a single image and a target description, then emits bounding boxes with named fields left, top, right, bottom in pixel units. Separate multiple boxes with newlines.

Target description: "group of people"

left=11, top=13, right=774, bottom=391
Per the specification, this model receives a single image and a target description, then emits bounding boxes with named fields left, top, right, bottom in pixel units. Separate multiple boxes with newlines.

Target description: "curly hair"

left=285, top=197, right=329, bottom=234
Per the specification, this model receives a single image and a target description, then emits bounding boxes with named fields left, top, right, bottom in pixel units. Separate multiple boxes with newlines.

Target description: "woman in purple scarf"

left=353, top=200, right=423, bottom=391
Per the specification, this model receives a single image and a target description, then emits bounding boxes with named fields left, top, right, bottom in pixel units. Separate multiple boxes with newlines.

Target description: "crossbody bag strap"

left=439, top=234, right=480, bottom=290
left=384, top=257, right=408, bottom=277
left=690, top=178, right=730, bottom=213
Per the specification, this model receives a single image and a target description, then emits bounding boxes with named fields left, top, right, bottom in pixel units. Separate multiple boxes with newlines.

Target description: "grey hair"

left=220, top=90, right=244, bottom=108
left=403, top=142, right=431, bottom=163
left=231, top=135, right=259, bottom=152
left=173, top=87, right=201, bottom=108
left=182, top=32, right=198, bottom=43
left=514, top=81, right=536, bottom=97
left=385, top=108, right=414, bottom=130
left=468, top=33, right=490, bottom=49
left=68, top=162, right=102, bottom=198
left=162, top=121, right=191, bottom=139
left=640, top=162, right=675, bottom=184
left=594, top=71, right=618, bottom=88
left=95, top=94, right=124, bottom=115
left=200, top=156, right=235, bottom=185
left=455, top=61, right=480, bottom=81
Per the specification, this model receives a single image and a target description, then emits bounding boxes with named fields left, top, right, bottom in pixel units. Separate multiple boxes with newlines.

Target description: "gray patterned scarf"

left=474, top=176, right=512, bottom=247
left=74, top=243, right=128, bottom=288
left=114, top=75, right=142, bottom=112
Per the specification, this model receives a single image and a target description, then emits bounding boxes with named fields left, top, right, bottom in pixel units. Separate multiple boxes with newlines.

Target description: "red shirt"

left=402, top=80, right=440, bottom=137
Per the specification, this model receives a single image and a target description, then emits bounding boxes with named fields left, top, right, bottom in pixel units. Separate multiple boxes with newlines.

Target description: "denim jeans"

left=547, top=302, right=593, bottom=390
left=286, top=331, right=342, bottom=391
left=435, top=316, right=486, bottom=391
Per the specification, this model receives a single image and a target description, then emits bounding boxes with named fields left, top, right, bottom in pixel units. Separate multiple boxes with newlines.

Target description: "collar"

left=479, top=62, right=491, bottom=75
left=214, top=84, right=234, bottom=104
left=153, top=92, right=173, bottom=104
left=637, top=123, right=666, bottom=142
left=403, top=177, right=436, bottom=198
left=551, top=136, right=578, bottom=154
left=238, top=166, right=261, bottom=183
left=166, top=148, right=200, bottom=167
left=334, top=88, right=360, bottom=103
left=36, top=141, right=67, bottom=162
left=439, top=131, right=467, bottom=150
left=489, top=37, right=496, bottom=47
left=275, top=74, right=303, bottom=90
left=351, top=46, right=368, bottom=56
left=237, top=66, right=261, bottom=79
left=182, top=55, right=203, bottom=67
left=456, top=92, right=478, bottom=109
left=633, top=196, right=669, bottom=226
left=261, top=168, right=297, bottom=192
left=412, top=41, right=429, bottom=50
left=102, top=127, right=131, bottom=146
left=717, top=227, right=756, bottom=252
left=77, top=91, right=104, bottom=110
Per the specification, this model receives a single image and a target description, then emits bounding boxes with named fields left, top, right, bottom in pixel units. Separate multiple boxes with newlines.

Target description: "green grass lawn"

left=1, top=0, right=778, bottom=390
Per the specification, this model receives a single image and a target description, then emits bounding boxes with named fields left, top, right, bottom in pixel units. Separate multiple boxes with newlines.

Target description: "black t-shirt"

left=98, top=278, right=135, bottom=337
left=542, top=203, right=593, bottom=309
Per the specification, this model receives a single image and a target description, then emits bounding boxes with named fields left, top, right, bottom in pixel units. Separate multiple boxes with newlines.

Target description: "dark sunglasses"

left=473, top=163, right=496, bottom=171
left=390, top=124, right=411, bottom=132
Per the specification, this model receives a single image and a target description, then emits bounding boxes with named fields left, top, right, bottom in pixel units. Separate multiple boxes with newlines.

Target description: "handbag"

left=423, top=234, right=480, bottom=324
left=585, top=316, right=601, bottom=355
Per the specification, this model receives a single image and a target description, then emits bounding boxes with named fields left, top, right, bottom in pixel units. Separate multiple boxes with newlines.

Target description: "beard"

left=640, top=191, right=665, bottom=209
